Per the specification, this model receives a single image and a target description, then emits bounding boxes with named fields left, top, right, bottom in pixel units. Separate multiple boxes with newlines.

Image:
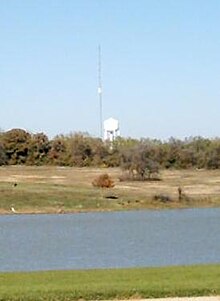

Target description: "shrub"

left=92, top=173, right=115, bottom=188
left=119, top=171, right=161, bottom=182
left=153, top=194, right=172, bottom=203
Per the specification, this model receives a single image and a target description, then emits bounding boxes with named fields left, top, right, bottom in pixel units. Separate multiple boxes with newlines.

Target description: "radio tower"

left=98, top=45, right=103, bottom=139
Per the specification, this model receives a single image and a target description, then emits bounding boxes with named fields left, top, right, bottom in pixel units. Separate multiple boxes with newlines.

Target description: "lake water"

left=0, top=208, right=220, bottom=272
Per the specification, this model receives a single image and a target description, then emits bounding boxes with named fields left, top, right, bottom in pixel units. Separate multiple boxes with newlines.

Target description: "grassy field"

left=0, top=265, right=219, bottom=300
left=0, top=166, right=220, bottom=214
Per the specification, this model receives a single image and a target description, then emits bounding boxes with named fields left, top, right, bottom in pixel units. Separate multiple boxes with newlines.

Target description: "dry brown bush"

left=92, top=173, right=115, bottom=188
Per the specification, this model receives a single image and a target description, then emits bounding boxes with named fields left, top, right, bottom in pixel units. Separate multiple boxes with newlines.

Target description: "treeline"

left=0, top=128, right=220, bottom=170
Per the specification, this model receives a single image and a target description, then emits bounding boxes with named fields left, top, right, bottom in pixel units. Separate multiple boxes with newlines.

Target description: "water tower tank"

left=104, top=117, right=120, bottom=141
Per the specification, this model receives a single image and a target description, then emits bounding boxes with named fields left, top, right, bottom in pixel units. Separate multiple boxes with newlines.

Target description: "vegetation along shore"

left=1, top=129, right=220, bottom=213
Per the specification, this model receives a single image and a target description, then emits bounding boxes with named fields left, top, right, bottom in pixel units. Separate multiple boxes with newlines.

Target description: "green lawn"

left=0, top=265, right=219, bottom=301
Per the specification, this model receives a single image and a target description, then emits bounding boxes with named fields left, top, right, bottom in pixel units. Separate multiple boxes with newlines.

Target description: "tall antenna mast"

left=98, top=45, right=103, bottom=139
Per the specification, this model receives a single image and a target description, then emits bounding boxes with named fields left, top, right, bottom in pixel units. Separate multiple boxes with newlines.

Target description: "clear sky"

left=1, top=0, right=220, bottom=139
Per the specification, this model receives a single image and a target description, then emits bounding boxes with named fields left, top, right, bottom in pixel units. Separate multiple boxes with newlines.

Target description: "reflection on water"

left=0, top=208, right=220, bottom=272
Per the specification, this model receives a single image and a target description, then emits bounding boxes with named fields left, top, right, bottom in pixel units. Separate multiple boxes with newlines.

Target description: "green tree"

left=48, top=135, right=68, bottom=165
left=27, top=133, right=50, bottom=165
left=69, top=133, right=93, bottom=166
left=121, top=144, right=160, bottom=180
left=205, top=139, right=220, bottom=169
left=1, top=129, right=31, bottom=164
left=0, top=143, right=6, bottom=165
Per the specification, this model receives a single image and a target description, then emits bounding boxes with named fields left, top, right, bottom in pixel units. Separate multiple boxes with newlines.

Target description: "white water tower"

left=104, top=117, right=120, bottom=142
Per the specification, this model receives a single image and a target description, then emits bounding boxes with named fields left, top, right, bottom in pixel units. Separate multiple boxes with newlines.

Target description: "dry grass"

left=0, top=166, right=220, bottom=214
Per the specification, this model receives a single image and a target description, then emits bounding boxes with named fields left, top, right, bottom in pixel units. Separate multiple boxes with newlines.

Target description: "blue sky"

left=1, top=0, right=220, bottom=139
